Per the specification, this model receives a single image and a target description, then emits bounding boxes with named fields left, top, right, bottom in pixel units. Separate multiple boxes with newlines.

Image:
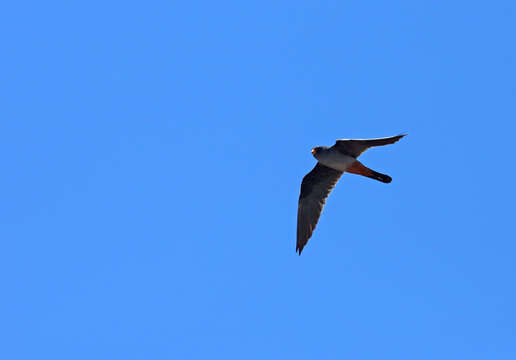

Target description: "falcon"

left=297, top=134, right=406, bottom=254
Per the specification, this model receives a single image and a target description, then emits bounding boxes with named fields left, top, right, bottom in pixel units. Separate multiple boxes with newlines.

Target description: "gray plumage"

left=297, top=134, right=405, bottom=254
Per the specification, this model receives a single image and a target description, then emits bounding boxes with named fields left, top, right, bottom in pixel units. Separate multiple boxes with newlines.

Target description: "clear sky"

left=2, top=1, right=515, bottom=359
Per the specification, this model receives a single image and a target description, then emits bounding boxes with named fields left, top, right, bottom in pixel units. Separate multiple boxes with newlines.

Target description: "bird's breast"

left=317, top=149, right=356, bottom=171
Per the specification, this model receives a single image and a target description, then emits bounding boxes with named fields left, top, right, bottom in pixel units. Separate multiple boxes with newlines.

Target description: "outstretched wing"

left=297, top=163, right=343, bottom=255
left=334, top=134, right=406, bottom=158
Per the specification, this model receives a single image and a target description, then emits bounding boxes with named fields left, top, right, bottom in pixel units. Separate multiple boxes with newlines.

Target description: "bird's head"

left=311, top=146, right=325, bottom=159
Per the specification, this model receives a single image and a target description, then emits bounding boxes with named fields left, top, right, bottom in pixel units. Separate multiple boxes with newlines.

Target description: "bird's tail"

left=367, top=170, right=392, bottom=183
left=346, top=160, right=392, bottom=183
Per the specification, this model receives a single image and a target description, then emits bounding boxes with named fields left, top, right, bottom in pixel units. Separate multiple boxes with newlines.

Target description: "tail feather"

left=369, top=170, right=392, bottom=183
left=346, top=160, right=392, bottom=183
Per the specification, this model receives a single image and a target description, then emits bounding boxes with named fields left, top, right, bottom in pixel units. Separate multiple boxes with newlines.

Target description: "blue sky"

left=2, top=1, right=515, bottom=359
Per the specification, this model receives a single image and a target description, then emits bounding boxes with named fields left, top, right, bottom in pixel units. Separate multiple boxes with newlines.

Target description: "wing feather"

left=334, top=134, right=406, bottom=158
left=296, top=163, right=343, bottom=254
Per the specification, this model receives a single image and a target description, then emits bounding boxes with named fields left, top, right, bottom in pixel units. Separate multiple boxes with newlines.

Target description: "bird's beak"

left=311, top=148, right=316, bottom=155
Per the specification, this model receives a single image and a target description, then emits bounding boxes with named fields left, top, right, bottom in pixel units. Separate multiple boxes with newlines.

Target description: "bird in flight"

left=297, top=134, right=406, bottom=255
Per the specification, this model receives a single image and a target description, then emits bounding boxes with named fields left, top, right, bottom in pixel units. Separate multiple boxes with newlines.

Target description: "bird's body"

left=296, top=134, right=406, bottom=255
left=312, top=146, right=356, bottom=171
